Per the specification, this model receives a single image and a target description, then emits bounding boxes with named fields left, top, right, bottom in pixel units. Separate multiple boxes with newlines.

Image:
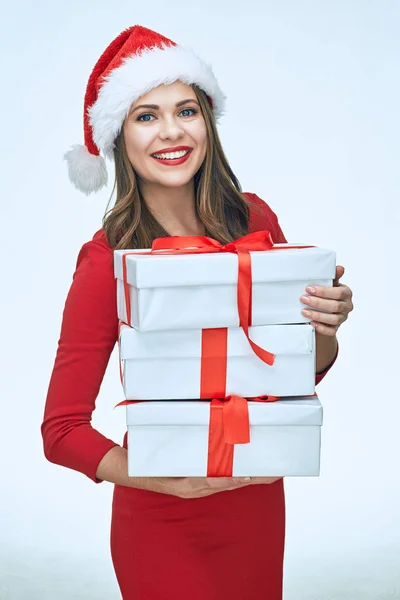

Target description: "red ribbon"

left=200, top=328, right=228, bottom=398
left=121, top=231, right=314, bottom=367
left=206, top=394, right=279, bottom=477
left=200, top=327, right=278, bottom=476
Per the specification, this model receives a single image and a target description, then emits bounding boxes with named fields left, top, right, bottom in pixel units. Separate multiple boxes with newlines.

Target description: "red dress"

left=42, top=193, right=337, bottom=599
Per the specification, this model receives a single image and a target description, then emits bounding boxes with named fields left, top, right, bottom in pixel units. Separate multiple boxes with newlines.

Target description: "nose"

left=158, top=115, right=185, bottom=141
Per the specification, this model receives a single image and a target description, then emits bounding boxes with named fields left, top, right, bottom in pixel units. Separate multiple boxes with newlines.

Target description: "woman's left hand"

left=300, top=265, right=354, bottom=337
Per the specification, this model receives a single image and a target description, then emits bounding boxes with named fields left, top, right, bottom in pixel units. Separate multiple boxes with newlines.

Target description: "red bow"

left=206, top=393, right=279, bottom=477
left=122, top=231, right=283, bottom=366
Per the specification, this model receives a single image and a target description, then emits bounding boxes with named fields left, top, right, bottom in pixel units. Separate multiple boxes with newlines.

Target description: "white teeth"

left=153, top=149, right=190, bottom=160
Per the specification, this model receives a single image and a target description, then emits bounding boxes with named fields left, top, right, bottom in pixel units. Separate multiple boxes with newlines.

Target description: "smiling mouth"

left=151, top=149, right=191, bottom=160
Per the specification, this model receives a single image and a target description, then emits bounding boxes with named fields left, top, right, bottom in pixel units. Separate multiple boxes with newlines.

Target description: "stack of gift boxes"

left=113, top=233, right=336, bottom=478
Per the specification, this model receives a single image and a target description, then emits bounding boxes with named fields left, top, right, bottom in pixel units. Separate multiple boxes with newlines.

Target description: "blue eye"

left=180, top=108, right=197, bottom=117
left=137, top=113, right=154, bottom=122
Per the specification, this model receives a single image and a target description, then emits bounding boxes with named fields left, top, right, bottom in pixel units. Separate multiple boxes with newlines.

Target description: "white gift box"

left=119, top=323, right=316, bottom=399
left=114, top=244, right=336, bottom=331
left=125, top=396, right=323, bottom=477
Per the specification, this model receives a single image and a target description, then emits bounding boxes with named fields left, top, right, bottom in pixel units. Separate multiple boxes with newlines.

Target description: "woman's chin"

left=151, top=172, right=197, bottom=188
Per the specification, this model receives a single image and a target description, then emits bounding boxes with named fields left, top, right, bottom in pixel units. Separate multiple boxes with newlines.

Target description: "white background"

left=1, top=1, right=399, bottom=598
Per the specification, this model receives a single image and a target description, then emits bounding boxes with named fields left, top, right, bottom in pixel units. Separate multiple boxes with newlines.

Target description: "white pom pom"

left=64, top=144, right=108, bottom=195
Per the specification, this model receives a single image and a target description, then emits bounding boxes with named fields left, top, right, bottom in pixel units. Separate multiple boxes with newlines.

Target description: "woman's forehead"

left=130, top=81, right=196, bottom=109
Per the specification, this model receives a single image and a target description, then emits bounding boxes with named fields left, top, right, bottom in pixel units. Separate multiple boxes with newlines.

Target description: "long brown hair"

left=102, top=84, right=250, bottom=250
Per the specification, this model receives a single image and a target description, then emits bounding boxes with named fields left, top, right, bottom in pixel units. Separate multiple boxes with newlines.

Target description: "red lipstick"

left=152, top=145, right=192, bottom=154
left=151, top=146, right=193, bottom=166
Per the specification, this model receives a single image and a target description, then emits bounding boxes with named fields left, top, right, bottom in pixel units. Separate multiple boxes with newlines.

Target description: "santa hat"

left=64, top=25, right=226, bottom=195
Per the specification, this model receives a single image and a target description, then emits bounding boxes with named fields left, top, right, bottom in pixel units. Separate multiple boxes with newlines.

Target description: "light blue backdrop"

left=1, top=1, right=399, bottom=598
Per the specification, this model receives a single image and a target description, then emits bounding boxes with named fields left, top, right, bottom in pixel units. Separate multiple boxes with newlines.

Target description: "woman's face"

left=122, top=81, right=207, bottom=189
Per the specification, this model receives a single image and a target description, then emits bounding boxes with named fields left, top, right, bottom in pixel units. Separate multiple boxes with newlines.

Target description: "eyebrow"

left=129, top=99, right=199, bottom=115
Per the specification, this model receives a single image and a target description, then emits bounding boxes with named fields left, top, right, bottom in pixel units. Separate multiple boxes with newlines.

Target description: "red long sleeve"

left=246, top=192, right=338, bottom=385
left=41, top=231, right=119, bottom=482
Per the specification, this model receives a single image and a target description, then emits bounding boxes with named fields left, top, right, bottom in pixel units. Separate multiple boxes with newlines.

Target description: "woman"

left=42, top=25, right=353, bottom=599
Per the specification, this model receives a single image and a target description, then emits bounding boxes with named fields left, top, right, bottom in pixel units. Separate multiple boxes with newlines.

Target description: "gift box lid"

left=114, top=245, right=336, bottom=289
left=126, top=396, right=323, bottom=426
left=119, top=323, right=314, bottom=360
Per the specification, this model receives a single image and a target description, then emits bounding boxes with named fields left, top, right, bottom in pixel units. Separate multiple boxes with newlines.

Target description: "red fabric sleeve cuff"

left=43, top=423, right=119, bottom=484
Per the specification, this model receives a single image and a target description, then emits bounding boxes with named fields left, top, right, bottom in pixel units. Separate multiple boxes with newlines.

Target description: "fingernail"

left=307, top=286, right=316, bottom=294
left=302, top=309, right=311, bottom=317
left=301, top=295, right=311, bottom=303
left=238, top=477, right=251, bottom=483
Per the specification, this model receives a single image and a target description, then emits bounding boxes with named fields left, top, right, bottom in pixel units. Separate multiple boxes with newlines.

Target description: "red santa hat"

left=64, top=25, right=226, bottom=195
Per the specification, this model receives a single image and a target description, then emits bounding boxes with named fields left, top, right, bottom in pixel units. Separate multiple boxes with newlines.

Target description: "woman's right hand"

left=130, top=476, right=283, bottom=498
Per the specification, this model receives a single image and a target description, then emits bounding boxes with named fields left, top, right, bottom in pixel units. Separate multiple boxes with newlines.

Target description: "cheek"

left=191, top=122, right=207, bottom=154
left=123, top=123, right=153, bottom=164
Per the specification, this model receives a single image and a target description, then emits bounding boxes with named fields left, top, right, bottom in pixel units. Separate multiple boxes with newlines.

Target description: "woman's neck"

left=140, top=180, right=205, bottom=236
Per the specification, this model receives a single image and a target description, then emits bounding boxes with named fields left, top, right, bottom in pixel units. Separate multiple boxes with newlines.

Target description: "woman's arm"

left=316, top=332, right=338, bottom=373
left=95, top=445, right=160, bottom=490
left=246, top=191, right=339, bottom=385
left=41, top=234, right=120, bottom=482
